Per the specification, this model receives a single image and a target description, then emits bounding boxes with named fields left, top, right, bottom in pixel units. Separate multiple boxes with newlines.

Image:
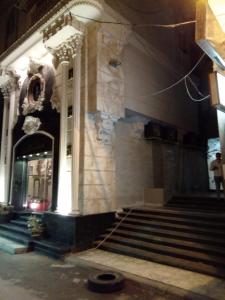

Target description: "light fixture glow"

left=30, top=202, right=39, bottom=210
left=217, top=72, right=225, bottom=106
left=23, top=155, right=26, bottom=158
left=29, top=154, right=33, bottom=157
left=209, top=0, right=225, bottom=32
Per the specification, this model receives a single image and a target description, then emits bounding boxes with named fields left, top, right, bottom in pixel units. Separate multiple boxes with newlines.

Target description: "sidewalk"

left=0, top=250, right=183, bottom=300
left=66, top=248, right=225, bottom=300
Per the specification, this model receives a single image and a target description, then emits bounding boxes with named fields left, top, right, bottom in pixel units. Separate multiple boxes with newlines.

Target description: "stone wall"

left=114, top=116, right=209, bottom=208
left=82, top=15, right=204, bottom=213
left=80, top=112, right=117, bottom=214
left=123, top=42, right=199, bottom=132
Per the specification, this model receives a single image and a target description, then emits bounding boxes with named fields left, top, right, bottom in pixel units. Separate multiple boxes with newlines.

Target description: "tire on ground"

left=87, top=271, right=125, bottom=293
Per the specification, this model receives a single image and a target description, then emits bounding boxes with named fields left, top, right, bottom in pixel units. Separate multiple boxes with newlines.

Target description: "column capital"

left=54, top=34, right=83, bottom=63
left=0, top=70, right=19, bottom=100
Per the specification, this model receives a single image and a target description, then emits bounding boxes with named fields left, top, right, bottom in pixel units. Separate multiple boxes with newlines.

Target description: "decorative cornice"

left=0, top=1, right=67, bottom=63
left=42, top=14, right=85, bottom=45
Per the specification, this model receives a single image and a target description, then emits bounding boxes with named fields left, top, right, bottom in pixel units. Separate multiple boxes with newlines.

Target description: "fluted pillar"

left=0, top=72, right=18, bottom=204
left=71, top=46, right=82, bottom=214
left=55, top=46, right=70, bottom=213
left=0, top=96, right=9, bottom=203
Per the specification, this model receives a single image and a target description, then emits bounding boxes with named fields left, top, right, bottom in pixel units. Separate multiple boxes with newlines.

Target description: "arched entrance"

left=10, top=131, right=54, bottom=212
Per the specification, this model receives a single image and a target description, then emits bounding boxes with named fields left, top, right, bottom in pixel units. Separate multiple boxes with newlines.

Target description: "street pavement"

left=0, top=251, right=185, bottom=300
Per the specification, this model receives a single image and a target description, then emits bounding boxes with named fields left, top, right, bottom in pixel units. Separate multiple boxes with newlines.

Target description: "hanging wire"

left=149, top=53, right=206, bottom=97
left=184, top=77, right=210, bottom=102
left=62, top=1, right=208, bottom=102
left=71, top=13, right=196, bottom=29
left=187, top=76, right=205, bottom=97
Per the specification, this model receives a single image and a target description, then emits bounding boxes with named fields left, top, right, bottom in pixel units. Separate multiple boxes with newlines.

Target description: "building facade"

left=0, top=0, right=217, bottom=248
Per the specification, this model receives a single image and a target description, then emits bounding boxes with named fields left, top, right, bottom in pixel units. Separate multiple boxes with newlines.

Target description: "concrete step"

left=98, top=241, right=225, bottom=278
left=0, top=229, right=31, bottom=246
left=115, top=223, right=225, bottom=246
left=10, top=219, right=28, bottom=228
left=0, top=224, right=30, bottom=237
left=106, top=229, right=225, bottom=257
left=116, top=216, right=225, bottom=237
left=169, top=199, right=225, bottom=205
left=0, top=236, right=30, bottom=254
left=118, top=211, right=225, bottom=229
left=123, top=207, right=225, bottom=220
left=33, top=239, right=71, bottom=258
left=101, top=235, right=225, bottom=267
left=167, top=203, right=225, bottom=209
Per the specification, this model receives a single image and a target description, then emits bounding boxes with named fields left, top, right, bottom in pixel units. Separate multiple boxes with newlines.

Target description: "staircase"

left=167, top=194, right=225, bottom=211
left=0, top=212, right=71, bottom=258
left=95, top=194, right=225, bottom=278
left=0, top=212, right=33, bottom=253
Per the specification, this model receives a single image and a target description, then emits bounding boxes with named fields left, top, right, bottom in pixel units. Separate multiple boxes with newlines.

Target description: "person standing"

left=210, top=152, right=224, bottom=199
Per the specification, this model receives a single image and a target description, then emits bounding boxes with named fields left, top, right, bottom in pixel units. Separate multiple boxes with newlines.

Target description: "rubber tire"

left=87, top=271, right=125, bottom=293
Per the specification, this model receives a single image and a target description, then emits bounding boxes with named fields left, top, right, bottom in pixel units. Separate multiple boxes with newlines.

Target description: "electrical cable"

left=135, top=20, right=196, bottom=28
left=71, top=13, right=196, bottom=29
left=149, top=53, right=206, bottom=97
left=184, top=77, right=210, bottom=102
left=187, top=76, right=205, bottom=97
left=62, top=1, right=208, bottom=102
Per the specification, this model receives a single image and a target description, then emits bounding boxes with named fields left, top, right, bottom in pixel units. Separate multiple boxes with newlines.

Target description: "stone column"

left=55, top=45, right=70, bottom=213
left=0, top=94, right=9, bottom=203
left=0, top=70, right=18, bottom=204
left=71, top=45, right=82, bottom=214
left=5, top=90, right=15, bottom=204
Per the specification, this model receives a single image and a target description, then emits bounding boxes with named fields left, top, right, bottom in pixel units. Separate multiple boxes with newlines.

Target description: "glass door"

left=26, top=154, right=52, bottom=212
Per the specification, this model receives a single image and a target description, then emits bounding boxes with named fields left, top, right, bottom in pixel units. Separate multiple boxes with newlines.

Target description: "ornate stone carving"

left=22, top=116, right=41, bottom=135
left=22, top=72, right=45, bottom=115
left=43, top=14, right=85, bottom=46
left=27, top=59, right=43, bottom=75
left=0, top=69, right=20, bottom=100
left=95, top=111, right=119, bottom=144
left=54, top=34, right=83, bottom=62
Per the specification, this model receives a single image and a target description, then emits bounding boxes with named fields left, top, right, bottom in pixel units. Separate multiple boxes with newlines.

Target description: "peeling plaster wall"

left=82, top=19, right=204, bottom=213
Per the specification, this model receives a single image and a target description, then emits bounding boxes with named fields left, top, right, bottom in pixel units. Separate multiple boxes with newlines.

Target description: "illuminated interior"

left=217, top=72, right=225, bottom=106
left=209, top=0, right=225, bottom=32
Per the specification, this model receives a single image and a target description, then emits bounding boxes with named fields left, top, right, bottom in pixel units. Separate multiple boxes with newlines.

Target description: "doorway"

left=207, top=137, right=222, bottom=190
left=11, top=132, right=54, bottom=212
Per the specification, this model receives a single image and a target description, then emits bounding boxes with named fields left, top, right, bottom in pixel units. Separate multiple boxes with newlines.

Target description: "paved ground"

left=67, top=249, right=225, bottom=300
left=0, top=251, right=188, bottom=300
